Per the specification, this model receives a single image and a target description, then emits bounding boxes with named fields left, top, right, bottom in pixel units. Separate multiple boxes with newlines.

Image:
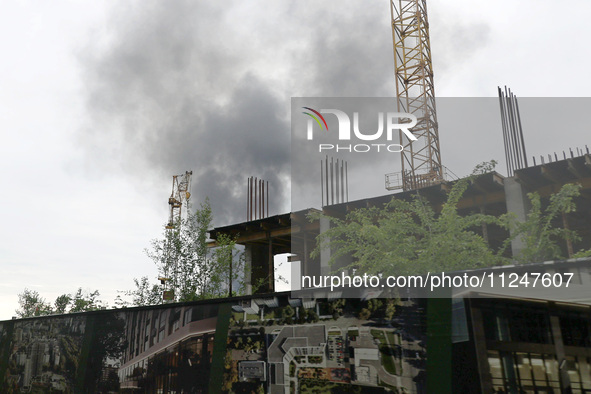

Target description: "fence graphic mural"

left=0, top=292, right=427, bottom=393
left=3, top=285, right=590, bottom=393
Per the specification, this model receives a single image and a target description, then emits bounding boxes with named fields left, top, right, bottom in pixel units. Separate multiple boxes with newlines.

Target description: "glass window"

left=566, top=356, right=582, bottom=392
left=452, top=298, right=469, bottom=343
left=183, top=308, right=192, bottom=326
left=544, top=356, right=560, bottom=390
left=560, top=314, right=590, bottom=347
left=488, top=350, right=505, bottom=391
left=530, top=355, right=546, bottom=382
left=508, top=309, right=552, bottom=344
left=169, top=309, right=181, bottom=335
left=580, top=357, right=591, bottom=390
left=515, top=352, right=534, bottom=391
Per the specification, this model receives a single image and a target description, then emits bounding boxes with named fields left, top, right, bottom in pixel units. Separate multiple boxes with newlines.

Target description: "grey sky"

left=1, top=0, right=590, bottom=319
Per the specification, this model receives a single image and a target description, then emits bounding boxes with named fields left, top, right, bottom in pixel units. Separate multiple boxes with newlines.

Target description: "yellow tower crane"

left=166, top=171, right=193, bottom=229
left=161, top=170, right=192, bottom=302
left=386, top=0, right=443, bottom=191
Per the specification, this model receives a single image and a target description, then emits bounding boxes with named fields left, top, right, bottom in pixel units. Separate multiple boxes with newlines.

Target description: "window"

left=560, top=313, right=591, bottom=347
left=487, top=352, right=561, bottom=392
left=488, top=351, right=505, bottom=391
left=183, top=308, right=192, bottom=326
left=482, top=306, right=552, bottom=344
left=169, top=309, right=181, bottom=334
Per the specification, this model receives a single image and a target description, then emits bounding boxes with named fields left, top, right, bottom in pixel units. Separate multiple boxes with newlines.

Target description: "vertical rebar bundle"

left=498, top=86, right=528, bottom=177
left=247, top=176, right=269, bottom=221
left=321, top=156, right=349, bottom=206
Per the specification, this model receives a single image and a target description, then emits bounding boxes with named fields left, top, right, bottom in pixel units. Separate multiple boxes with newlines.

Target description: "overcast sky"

left=1, top=0, right=590, bottom=320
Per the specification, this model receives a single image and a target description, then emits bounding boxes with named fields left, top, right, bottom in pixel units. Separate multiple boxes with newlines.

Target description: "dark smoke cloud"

left=428, top=6, right=491, bottom=91
left=77, top=1, right=407, bottom=226
left=294, top=2, right=395, bottom=97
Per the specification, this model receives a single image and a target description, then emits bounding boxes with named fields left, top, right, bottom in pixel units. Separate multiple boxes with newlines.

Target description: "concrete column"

left=581, top=265, right=591, bottom=286
left=244, top=245, right=252, bottom=295
left=319, top=217, right=331, bottom=276
left=504, top=177, right=531, bottom=257
left=480, top=206, right=489, bottom=244
left=268, top=237, right=274, bottom=292
left=550, top=314, right=571, bottom=391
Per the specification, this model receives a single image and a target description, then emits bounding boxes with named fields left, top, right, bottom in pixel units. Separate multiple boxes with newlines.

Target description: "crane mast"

left=161, top=171, right=192, bottom=302
left=166, top=171, right=193, bottom=229
left=386, top=0, right=443, bottom=191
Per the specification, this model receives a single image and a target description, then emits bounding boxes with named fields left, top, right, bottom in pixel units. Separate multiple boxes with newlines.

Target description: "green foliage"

left=328, top=298, right=346, bottom=315
left=384, top=299, right=396, bottom=320
left=249, top=260, right=289, bottom=295
left=310, top=162, right=506, bottom=276
left=122, top=276, right=161, bottom=307
left=69, top=288, right=102, bottom=313
left=134, top=198, right=244, bottom=306
left=211, top=233, right=243, bottom=298
left=54, top=294, right=72, bottom=314
left=310, top=160, right=590, bottom=275
left=15, top=287, right=104, bottom=318
left=358, top=308, right=371, bottom=320
left=308, top=309, right=319, bottom=323
left=472, top=159, right=498, bottom=175
left=281, top=305, right=295, bottom=319
left=572, top=248, right=591, bottom=259
left=367, top=299, right=383, bottom=313
left=379, top=344, right=398, bottom=375
left=506, top=183, right=585, bottom=263
left=15, top=288, right=52, bottom=318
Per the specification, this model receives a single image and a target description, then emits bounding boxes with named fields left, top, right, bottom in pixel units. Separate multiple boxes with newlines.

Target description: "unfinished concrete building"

left=209, top=152, right=591, bottom=294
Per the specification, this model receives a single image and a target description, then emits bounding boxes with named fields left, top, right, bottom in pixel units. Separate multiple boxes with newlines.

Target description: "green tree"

left=358, top=308, right=371, bottom=321
left=329, top=299, right=346, bottom=315
left=69, top=288, right=103, bottom=313
left=123, top=276, right=162, bottom=307
left=211, top=232, right=243, bottom=298
left=16, top=287, right=104, bottom=317
left=384, top=299, right=397, bottom=320
left=15, top=288, right=52, bottom=318
left=311, top=161, right=591, bottom=276
left=298, top=307, right=309, bottom=324
left=311, top=164, right=505, bottom=276
left=506, top=183, right=591, bottom=263
left=367, top=299, right=383, bottom=314
left=138, top=198, right=244, bottom=305
left=281, top=305, right=295, bottom=319
left=308, top=310, right=319, bottom=323
left=54, top=294, right=72, bottom=314
left=234, top=337, right=243, bottom=349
